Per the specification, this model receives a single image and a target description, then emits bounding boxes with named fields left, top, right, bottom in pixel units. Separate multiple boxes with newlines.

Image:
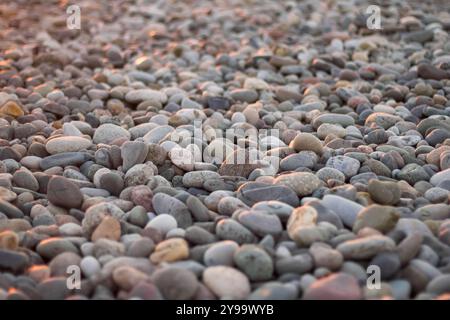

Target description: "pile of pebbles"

left=1, top=0, right=450, bottom=300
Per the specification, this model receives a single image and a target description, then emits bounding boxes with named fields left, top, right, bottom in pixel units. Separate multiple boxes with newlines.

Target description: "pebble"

left=274, top=172, right=321, bottom=196
left=150, top=238, right=189, bottom=264
left=326, top=156, right=360, bottom=179
left=121, top=141, right=148, bottom=172
left=1, top=0, right=449, bottom=301
left=238, top=210, right=282, bottom=237
left=91, top=216, right=121, bottom=242
left=309, top=243, right=343, bottom=271
left=321, top=195, right=364, bottom=228
left=204, top=241, right=239, bottom=266
left=237, top=182, right=299, bottom=207
left=0, top=249, right=29, bottom=273
left=47, top=176, right=84, bottom=209
left=233, top=245, right=273, bottom=281
left=152, top=193, right=192, bottom=228
left=368, top=179, right=401, bottom=205
left=215, top=219, right=256, bottom=244
left=353, top=205, right=400, bottom=233
left=45, top=136, right=92, bottom=154
left=152, top=267, right=199, bottom=299
left=337, top=235, right=396, bottom=260
left=303, top=273, right=362, bottom=300
left=203, top=266, right=251, bottom=299
left=146, top=214, right=178, bottom=236
left=93, top=124, right=131, bottom=145
left=289, top=133, right=323, bottom=155
left=36, top=238, right=79, bottom=260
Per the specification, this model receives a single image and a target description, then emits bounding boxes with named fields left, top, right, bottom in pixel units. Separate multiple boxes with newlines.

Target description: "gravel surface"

left=1, top=0, right=450, bottom=300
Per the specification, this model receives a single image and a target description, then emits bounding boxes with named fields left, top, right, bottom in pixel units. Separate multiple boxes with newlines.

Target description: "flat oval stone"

left=237, top=182, right=299, bottom=207
left=238, top=210, right=283, bottom=237
left=47, top=176, right=83, bottom=209
left=274, top=172, right=321, bottom=196
left=152, top=193, right=192, bottom=228
left=45, top=136, right=92, bottom=154
left=233, top=245, right=273, bottom=281
left=203, top=266, right=251, bottom=299
left=337, top=235, right=396, bottom=260
left=40, top=152, right=93, bottom=170
left=93, top=124, right=131, bottom=145
left=303, top=273, right=362, bottom=300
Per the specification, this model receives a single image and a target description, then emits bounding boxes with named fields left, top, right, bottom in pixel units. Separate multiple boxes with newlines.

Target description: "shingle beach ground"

left=1, top=0, right=450, bottom=300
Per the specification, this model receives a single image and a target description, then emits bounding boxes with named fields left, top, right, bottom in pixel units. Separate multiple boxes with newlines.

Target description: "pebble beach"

left=1, top=0, right=450, bottom=300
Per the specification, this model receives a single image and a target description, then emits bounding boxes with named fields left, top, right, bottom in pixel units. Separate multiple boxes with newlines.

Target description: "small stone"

left=121, top=141, right=148, bottom=172
left=80, top=256, right=101, bottom=278
left=169, top=147, right=195, bottom=171
left=0, top=186, right=17, bottom=202
left=321, top=195, right=364, bottom=228
left=91, top=216, right=121, bottom=242
left=309, top=243, right=343, bottom=271
left=82, top=202, right=126, bottom=237
left=40, top=152, right=93, bottom=170
left=287, top=206, right=334, bottom=246
left=93, top=124, right=131, bottom=144
left=112, top=266, right=149, bottom=291
left=397, top=164, right=430, bottom=186
left=430, top=168, right=450, bottom=186
left=186, top=196, right=210, bottom=222
left=275, top=254, right=313, bottom=274
left=326, top=156, right=360, bottom=179
left=146, top=214, right=178, bottom=236
left=233, top=244, right=273, bottom=281
left=0, top=249, right=29, bottom=273
left=0, top=200, right=24, bottom=218
left=124, top=163, right=156, bottom=186
left=337, top=235, right=396, bottom=260
left=237, top=182, right=299, bottom=207
left=303, top=273, right=362, bottom=300
left=0, top=100, right=24, bottom=117
left=152, top=266, right=199, bottom=300
left=215, top=219, right=256, bottom=244
left=150, top=238, right=189, bottom=264
left=289, top=132, right=323, bottom=155
left=152, top=193, right=192, bottom=228
left=125, top=89, right=167, bottom=104
left=249, top=282, right=298, bottom=300
left=203, top=266, right=251, bottom=299
left=370, top=252, right=401, bottom=280
left=0, top=230, right=19, bottom=250
left=368, top=180, right=401, bottom=205
left=353, top=205, right=400, bottom=233
left=12, top=169, right=39, bottom=191
left=45, top=136, right=92, bottom=154
left=36, top=238, right=79, bottom=260
left=49, top=252, right=81, bottom=277
left=204, top=240, right=239, bottom=266
left=274, top=172, right=321, bottom=196
left=47, top=176, right=83, bottom=209
left=238, top=210, right=283, bottom=237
